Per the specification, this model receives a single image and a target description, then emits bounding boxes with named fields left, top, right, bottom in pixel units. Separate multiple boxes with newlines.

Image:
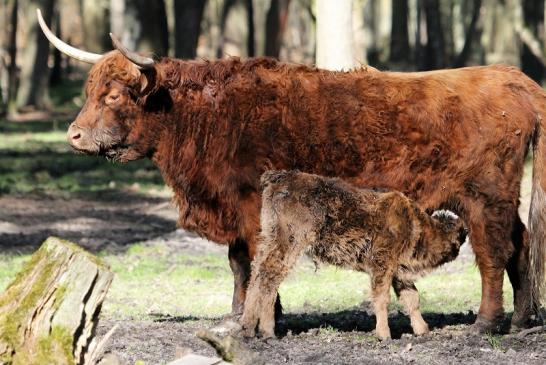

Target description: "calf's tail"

left=528, top=115, right=546, bottom=313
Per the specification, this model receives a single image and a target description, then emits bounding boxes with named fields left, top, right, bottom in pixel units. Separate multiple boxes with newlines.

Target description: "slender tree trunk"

left=80, top=0, right=111, bottom=53
left=265, top=0, right=291, bottom=58
left=390, top=0, right=410, bottom=64
left=49, top=7, right=62, bottom=86
left=117, top=0, right=169, bottom=55
left=453, top=0, right=483, bottom=67
left=244, top=0, right=255, bottom=57
left=521, top=0, right=544, bottom=82
left=7, top=0, right=18, bottom=110
left=217, top=0, right=237, bottom=58
left=316, top=0, right=355, bottom=70
left=423, top=0, right=447, bottom=69
left=173, top=0, right=207, bottom=59
left=16, top=0, right=54, bottom=112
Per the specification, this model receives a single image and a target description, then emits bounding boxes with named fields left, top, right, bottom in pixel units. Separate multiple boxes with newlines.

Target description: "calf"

left=241, top=170, right=468, bottom=340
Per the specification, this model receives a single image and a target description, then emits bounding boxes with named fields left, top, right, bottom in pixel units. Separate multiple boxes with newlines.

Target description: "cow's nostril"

left=72, top=133, right=81, bottom=140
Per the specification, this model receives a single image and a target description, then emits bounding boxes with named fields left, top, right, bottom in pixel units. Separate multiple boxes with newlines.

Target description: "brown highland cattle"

left=37, top=10, right=545, bottom=333
left=241, top=170, right=468, bottom=340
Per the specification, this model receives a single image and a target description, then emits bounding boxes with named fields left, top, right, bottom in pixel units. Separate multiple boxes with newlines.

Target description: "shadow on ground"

left=0, top=190, right=177, bottom=253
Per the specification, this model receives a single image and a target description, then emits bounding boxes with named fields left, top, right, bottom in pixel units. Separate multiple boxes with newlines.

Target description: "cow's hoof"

left=468, top=315, right=505, bottom=334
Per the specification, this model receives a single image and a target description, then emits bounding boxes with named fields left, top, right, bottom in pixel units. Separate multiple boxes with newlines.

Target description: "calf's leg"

left=392, top=277, right=429, bottom=336
left=371, top=270, right=394, bottom=340
left=241, top=230, right=308, bottom=338
left=228, top=238, right=282, bottom=319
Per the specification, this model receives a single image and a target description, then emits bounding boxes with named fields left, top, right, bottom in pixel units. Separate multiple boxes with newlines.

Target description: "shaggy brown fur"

left=240, top=170, right=468, bottom=340
left=65, top=51, right=545, bottom=331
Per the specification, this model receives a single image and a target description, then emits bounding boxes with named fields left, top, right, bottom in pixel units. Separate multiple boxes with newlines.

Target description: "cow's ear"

left=138, top=68, right=159, bottom=95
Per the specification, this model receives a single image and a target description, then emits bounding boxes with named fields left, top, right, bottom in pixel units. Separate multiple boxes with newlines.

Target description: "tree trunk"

left=80, top=0, right=111, bottom=53
left=423, top=0, right=447, bottom=69
left=6, top=0, right=18, bottom=110
left=390, top=0, right=410, bottom=64
left=16, top=0, right=54, bottom=112
left=244, top=0, right=255, bottom=57
left=173, top=0, right=207, bottom=59
left=116, top=0, right=169, bottom=55
left=0, top=237, right=113, bottom=365
left=265, top=0, right=291, bottom=58
left=453, top=0, right=483, bottom=68
left=316, top=0, right=355, bottom=70
left=49, top=6, right=62, bottom=86
left=521, top=0, right=544, bottom=82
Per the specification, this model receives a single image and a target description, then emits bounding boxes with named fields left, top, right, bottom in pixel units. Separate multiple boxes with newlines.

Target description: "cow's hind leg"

left=468, top=209, right=513, bottom=333
left=506, top=214, right=534, bottom=330
left=392, top=277, right=429, bottom=336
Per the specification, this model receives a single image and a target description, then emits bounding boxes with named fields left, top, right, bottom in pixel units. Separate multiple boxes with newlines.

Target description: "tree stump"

left=0, top=237, right=114, bottom=365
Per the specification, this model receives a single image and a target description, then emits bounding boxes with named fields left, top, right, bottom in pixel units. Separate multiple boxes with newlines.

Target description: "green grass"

left=0, top=241, right=515, bottom=321
left=484, top=332, right=504, bottom=351
left=0, top=120, right=167, bottom=195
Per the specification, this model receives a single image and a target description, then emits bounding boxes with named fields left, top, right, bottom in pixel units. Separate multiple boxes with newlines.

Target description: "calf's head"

left=37, top=10, right=164, bottom=163
left=431, top=210, right=468, bottom=261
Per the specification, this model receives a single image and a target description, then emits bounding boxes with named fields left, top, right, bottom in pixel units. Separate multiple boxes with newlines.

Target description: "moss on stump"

left=0, top=237, right=114, bottom=365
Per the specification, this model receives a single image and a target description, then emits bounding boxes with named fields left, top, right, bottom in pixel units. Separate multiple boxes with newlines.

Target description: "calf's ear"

left=260, top=170, right=291, bottom=189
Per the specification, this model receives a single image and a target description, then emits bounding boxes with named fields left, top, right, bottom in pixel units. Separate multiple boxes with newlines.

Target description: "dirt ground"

left=1, top=192, right=545, bottom=364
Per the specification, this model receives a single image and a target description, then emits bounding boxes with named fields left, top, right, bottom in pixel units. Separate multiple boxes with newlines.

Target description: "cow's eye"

left=105, top=93, right=120, bottom=105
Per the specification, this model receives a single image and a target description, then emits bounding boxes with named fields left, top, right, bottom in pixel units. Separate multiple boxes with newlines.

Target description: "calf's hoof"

left=412, top=322, right=430, bottom=336
left=375, top=328, right=391, bottom=341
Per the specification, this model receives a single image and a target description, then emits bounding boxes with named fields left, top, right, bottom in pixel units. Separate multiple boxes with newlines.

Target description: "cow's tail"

left=528, top=114, right=546, bottom=315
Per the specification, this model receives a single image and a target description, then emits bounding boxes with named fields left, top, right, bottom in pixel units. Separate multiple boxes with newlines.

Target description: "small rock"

left=403, top=343, right=413, bottom=352
left=175, top=346, right=192, bottom=359
left=505, top=348, right=517, bottom=356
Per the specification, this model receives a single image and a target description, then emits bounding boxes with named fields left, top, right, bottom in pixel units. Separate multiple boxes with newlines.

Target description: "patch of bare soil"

left=97, top=316, right=545, bottom=365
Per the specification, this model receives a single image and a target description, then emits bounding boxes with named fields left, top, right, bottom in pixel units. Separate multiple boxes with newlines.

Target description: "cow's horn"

left=36, top=8, right=102, bottom=64
left=109, top=33, right=155, bottom=69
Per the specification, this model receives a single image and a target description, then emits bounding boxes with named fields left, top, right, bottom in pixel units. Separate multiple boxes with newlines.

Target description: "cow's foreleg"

left=506, top=214, right=534, bottom=330
left=392, top=277, right=429, bottom=336
left=228, top=238, right=252, bottom=316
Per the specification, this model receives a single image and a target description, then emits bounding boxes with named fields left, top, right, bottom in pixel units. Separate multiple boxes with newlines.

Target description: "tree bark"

left=80, top=0, right=111, bottom=53
left=116, top=0, right=169, bottom=55
left=6, top=0, right=18, bottom=110
left=423, top=0, right=447, bottom=69
left=16, top=0, right=54, bottom=112
left=265, top=0, right=291, bottom=58
left=390, top=0, right=410, bottom=64
left=453, top=0, right=483, bottom=68
left=244, top=0, right=255, bottom=57
left=0, top=237, right=113, bottom=365
left=520, top=0, right=544, bottom=82
left=49, top=6, right=62, bottom=86
left=316, top=0, right=355, bottom=70
left=173, top=0, right=207, bottom=59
